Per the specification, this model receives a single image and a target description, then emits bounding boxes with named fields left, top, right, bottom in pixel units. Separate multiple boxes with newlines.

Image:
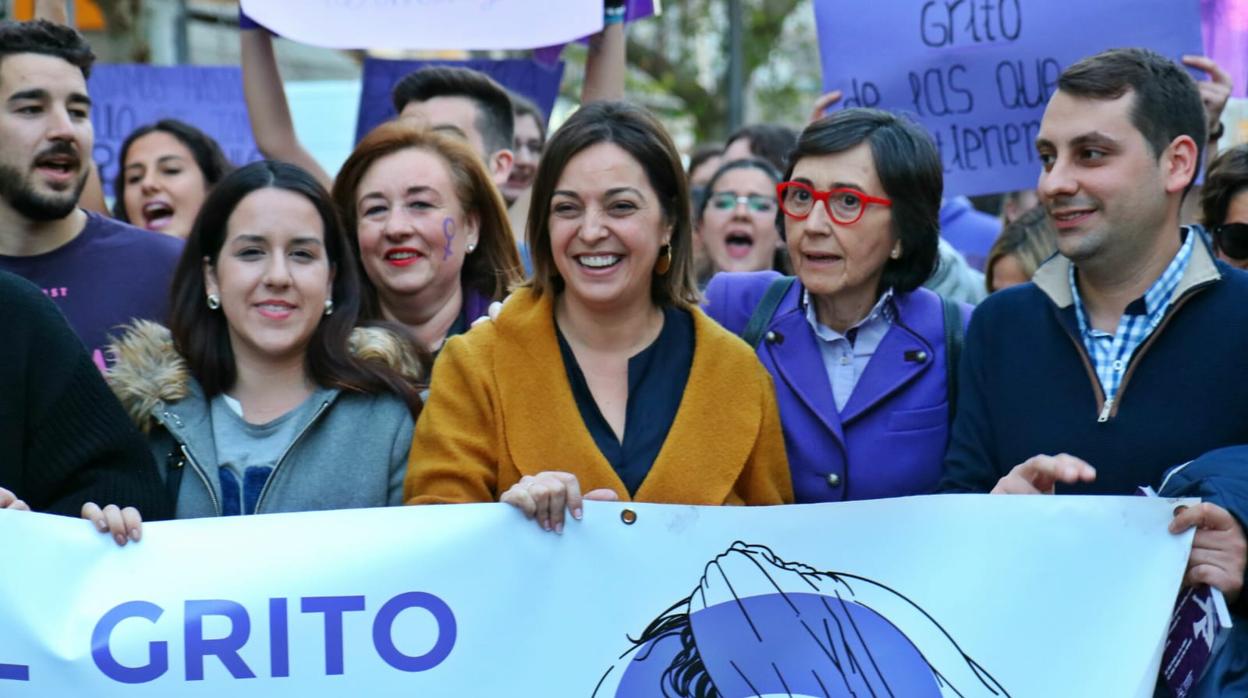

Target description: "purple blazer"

left=705, top=271, right=970, bottom=503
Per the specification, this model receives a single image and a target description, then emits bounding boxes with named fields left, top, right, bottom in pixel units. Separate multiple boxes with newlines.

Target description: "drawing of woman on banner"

left=595, top=541, right=1008, bottom=697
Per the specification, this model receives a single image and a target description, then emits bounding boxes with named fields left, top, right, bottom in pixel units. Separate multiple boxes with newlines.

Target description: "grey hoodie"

left=107, top=321, right=420, bottom=518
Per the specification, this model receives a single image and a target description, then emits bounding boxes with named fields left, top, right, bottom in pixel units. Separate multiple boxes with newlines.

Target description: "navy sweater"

left=940, top=257, right=1248, bottom=495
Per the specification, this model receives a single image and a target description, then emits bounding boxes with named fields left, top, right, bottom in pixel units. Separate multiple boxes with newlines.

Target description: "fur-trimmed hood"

left=106, top=320, right=426, bottom=431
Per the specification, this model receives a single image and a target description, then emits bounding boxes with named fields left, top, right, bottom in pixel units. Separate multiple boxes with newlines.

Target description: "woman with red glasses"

left=705, top=108, right=970, bottom=503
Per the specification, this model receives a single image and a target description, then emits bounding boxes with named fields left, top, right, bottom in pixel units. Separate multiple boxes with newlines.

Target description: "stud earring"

left=206, top=294, right=221, bottom=310
left=324, top=298, right=334, bottom=316
left=466, top=242, right=476, bottom=254
left=890, top=244, right=902, bottom=260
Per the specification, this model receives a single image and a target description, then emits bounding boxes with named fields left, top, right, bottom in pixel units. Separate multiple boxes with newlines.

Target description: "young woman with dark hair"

left=107, top=160, right=427, bottom=520
left=705, top=108, right=969, bottom=504
left=113, top=119, right=233, bottom=238
left=405, top=101, right=792, bottom=532
left=693, top=157, right=786, bottom=283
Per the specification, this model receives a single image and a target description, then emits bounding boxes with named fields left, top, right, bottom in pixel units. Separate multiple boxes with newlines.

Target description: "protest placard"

left=0, top=495, right=1191, bottom=695
left=355, top=58, right=565, bottom=144
left=813, top=0, right=1204, bottom=196
left=86, top=65, right=261, bottom=200
left=239, top=0, right=601, bottom=51
left=1203, top=0, right=1248, bottom=98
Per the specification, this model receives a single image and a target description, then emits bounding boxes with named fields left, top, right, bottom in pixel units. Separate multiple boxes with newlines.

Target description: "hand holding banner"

left=0, top=495, right=1194, bottom=695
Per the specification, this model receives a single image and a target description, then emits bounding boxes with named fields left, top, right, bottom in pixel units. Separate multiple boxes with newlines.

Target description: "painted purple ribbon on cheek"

left=442, top=218, right=455, bottom=261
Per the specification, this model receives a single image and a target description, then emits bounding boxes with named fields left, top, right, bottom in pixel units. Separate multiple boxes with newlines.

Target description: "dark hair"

left=1058, top=48, right=1206, bottom=175
left=725, top=123, right=798, bottom=172
left=0, top=19, right=94, bottom=81
left=687, top=144, right=724, bottom=179
left=695, top=157, right=782, bottom=223
left=509, top=91, right=547, bottom=144
left=985, top=205, right=1057, bottom=292
left=391, top=66, right=514, bottom=156
left=697, top=157, right=788, bottom=275
left=784, top=109, right=941, bottom=294
left=111, top=119, right=234, bottom=222
left=169, top=160, right=424, bottom=415
left=332, top=120, right=523, bottom=317
left=1201, top=144, right=1248, bottom=227
left=526, top=100, right=699, bottom=307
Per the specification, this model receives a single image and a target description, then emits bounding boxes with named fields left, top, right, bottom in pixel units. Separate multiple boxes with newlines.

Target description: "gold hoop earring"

left=206, top=294, right=221, bottom=310
left=655, top=244, right=672, bottom=275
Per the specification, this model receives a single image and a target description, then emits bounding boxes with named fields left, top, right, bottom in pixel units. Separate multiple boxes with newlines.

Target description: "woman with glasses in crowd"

left=405, top=101, right=792, bottom=532
left=705, top=108, right=968, bottom=504
left=694, top=157, right=787, bottom=286
left=1201, top=143, right=1248, bottom=271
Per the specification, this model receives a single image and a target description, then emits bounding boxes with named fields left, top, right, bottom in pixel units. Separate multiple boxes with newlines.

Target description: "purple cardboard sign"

left=87, top=65, right=262, bottom=199
left=355, top=58, right=565, bottom=144
left=813, top=0, right=1204, bottom=197
left=1202, top=0, right=1248, bottom=98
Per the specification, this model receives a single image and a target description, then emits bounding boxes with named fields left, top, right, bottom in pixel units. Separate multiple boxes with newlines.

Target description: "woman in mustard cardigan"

left=405, top=102, right=793, bottom=531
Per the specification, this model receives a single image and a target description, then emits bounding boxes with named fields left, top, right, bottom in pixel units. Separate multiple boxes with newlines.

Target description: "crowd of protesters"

left=2, top=3, right=1248, bottom=694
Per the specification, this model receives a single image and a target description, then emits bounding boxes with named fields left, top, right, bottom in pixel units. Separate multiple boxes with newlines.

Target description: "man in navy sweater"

left=941, top=49, right=1248, bottom=620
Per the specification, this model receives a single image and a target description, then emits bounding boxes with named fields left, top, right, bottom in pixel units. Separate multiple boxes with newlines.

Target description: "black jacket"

left=0, top=271, right=170, bottom=519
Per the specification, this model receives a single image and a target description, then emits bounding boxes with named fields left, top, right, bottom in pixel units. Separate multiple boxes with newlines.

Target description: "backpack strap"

left=741, top=276, right=796, bottom=348
left=941, top=295, right=964, bottom=424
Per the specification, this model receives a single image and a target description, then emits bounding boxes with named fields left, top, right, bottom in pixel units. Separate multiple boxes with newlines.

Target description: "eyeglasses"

left=708, top=191, right=777, bottom=214
left=776, top=181, right=892, bottom=225
left=1212, top=222, right=1248, bottom=261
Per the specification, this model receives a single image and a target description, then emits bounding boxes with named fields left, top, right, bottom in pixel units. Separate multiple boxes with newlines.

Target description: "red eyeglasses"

left=776, top=181, right=892, bottom=225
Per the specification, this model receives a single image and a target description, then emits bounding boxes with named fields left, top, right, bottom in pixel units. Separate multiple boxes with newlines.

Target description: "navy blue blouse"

left=555, top=306, right=695, bottom=495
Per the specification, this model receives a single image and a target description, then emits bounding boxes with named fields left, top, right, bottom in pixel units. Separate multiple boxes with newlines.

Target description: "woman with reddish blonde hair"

left=332, top=122, right=524, bottom=352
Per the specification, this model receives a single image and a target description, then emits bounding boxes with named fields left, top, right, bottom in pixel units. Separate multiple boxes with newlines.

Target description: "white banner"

left=239, top=0, right=603, bottom=51
left=0, top=496, right=1192, bottom=696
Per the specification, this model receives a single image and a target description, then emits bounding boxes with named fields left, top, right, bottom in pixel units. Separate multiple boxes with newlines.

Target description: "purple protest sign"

left=1202, top=0, right=1248, bottom=98
left=87, top=65, right=262, bottom=199
left=355, top=58, right=565, bottom=144
left=813, top=0, right=1204, bottom=197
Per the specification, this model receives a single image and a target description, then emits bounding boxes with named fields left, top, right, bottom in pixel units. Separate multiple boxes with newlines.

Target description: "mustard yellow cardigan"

left=404, top=288, right=793, bottom=505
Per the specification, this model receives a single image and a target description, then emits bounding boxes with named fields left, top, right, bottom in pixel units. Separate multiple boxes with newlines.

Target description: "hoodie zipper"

left=252, top=399, right=332, bottom=514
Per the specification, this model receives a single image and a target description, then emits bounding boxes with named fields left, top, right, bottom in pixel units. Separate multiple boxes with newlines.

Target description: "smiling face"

left=502, top=111, right=542, bottom=204
left=0, top=52, right=92, bottom=222
left=785, top=143, right=895, bottom=305
left=204, top=187, right=333, bottom=368
left=1035, top=90, right=1175, bottom=267
left=353, top=147, right=479, bottom=313
left=548, top=142, right=669, bottom=315
left=121, top=130, right=208, bottom=237
left=699, top=167, right=780, bottom=273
